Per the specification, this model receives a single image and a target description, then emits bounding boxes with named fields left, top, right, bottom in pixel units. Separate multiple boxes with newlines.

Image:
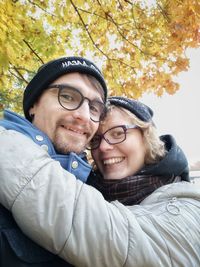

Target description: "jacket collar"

left=0, top=110, right=91, bottom=182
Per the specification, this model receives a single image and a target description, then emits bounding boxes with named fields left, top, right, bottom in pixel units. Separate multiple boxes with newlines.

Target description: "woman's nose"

left=98, top=138, right=113, bottom=151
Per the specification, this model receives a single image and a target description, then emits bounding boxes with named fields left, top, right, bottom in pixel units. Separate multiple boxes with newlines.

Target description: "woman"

left=87, top=96, right=189, bottom=205
left=0, top=97, right=199, bottom=267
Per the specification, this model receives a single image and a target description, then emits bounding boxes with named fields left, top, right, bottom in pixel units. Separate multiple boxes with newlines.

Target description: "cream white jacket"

left=0, top=126, right=200, bottom=267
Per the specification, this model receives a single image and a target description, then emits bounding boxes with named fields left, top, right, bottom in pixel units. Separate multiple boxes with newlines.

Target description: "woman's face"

left=91, top=108, right=146, bottom=180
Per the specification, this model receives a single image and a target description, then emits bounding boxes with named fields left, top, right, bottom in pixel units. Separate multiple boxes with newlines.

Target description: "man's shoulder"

left=0, top=125, right=34, bottom=144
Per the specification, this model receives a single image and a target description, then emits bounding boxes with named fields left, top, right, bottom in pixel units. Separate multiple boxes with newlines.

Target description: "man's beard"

left=53, top=131, right=87, bottom=154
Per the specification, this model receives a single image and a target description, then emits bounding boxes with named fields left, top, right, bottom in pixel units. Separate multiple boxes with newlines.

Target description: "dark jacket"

left=0, top=205, right=72, bottom=267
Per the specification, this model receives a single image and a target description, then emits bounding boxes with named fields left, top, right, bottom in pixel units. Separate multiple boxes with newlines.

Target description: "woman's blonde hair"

left=105, top=105, right=167, bottom=164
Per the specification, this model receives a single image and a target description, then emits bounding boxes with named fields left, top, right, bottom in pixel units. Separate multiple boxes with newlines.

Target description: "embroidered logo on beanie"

left=61, top=59, right=101, bottom=74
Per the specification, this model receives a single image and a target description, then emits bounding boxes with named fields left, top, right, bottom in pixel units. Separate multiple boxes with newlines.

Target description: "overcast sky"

left=141, top=48, right=200, bottom=165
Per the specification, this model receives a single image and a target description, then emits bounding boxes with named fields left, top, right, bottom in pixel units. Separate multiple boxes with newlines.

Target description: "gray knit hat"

left=23, top=56, right=108, bottom=121
left=108, top=96, right=153, bottom=122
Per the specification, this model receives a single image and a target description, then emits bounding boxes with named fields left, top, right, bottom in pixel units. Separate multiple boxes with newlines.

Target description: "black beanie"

left=23, top=56, right=108, bottom=121
left=108, top=96, right=153, bottom=122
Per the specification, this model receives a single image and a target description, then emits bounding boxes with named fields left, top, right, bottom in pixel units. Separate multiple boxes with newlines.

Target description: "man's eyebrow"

left=49, top=83, right=104, bottom=103
left=63, top=84, right=104, bottom=103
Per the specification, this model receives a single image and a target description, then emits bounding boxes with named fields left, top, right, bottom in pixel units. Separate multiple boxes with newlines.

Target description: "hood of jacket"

left=139, top=134, right=190, bottom=181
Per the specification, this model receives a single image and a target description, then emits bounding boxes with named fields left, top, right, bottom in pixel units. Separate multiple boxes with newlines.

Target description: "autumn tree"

left=0, top=0, right=199, bottom=114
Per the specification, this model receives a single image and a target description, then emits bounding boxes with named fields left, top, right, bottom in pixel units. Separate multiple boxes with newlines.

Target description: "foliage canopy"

left=0, top=0, right=200, bottom=113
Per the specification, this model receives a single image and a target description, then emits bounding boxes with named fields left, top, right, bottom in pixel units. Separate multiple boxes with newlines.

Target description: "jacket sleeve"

left=0, top=126, right=155, bottom=267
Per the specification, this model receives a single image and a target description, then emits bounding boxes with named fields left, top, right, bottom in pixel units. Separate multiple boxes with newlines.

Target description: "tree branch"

left=124, top=0, right=133, bottom=5
left=117, top=0, right=123, bottom=11
left=69, top=0, right=109, bottom=59
left=69, top=0, right=137, bottom=86
left=106, top=13, right=146, bottom=55
left=26, top=0, right=54, bottom=16
left=9, top=65, right=29, bottom=84
left=23, top=40, right=44, bottom=64
left=157, top=3, right=170, bottom=23
left=8, top=70, right=28, bottom=84
left=70, top=0, right=137, bottom=73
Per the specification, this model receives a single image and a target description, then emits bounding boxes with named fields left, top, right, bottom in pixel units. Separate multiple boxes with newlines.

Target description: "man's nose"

left=72, top=100, right=91, bottom=122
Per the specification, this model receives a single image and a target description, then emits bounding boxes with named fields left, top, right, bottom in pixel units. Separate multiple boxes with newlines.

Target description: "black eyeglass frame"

left=88, top=124, right=139, bottom=150
left=47, top=84, right=106, bottom=122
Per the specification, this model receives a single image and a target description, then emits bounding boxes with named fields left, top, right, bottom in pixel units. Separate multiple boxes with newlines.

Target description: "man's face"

left=29, top=72, right=104, bottom=154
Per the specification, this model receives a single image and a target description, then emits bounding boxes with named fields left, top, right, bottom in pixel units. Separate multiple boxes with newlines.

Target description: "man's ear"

left=29, top=106, right=35, bottom=121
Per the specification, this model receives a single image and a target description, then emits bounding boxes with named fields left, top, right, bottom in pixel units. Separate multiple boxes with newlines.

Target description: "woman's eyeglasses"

left=87, top=124, right=139, bottom=150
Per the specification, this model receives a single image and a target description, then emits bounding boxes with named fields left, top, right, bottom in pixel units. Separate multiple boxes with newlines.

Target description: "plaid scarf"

left=89, top=173, right=181, bottom=205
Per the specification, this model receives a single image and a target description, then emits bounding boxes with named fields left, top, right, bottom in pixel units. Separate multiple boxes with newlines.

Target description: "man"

left=0, top=56, right=107, bottom=266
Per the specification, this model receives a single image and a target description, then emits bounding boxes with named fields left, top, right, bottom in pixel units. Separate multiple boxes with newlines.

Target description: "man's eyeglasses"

left=47, top=84, right=106, bottom=122
left=87, top=124, right=139, bottom=150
